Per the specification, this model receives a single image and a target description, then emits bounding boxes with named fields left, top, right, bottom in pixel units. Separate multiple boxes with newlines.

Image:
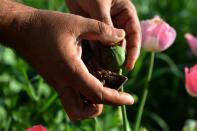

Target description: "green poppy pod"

left=100, top=45, right=125, bottom=71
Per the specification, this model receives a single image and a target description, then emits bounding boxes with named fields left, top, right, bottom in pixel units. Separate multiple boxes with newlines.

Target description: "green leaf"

left=145, top=111, right=170, bottom=131
left=156, top=53, right=184, bottom=79
left=40, top=93, right=58, bottom=112
left=0, top=107, right=7, bottom=121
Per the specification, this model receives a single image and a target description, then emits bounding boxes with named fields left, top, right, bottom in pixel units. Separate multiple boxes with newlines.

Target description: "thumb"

left=79, top=19, right=125, bottom=45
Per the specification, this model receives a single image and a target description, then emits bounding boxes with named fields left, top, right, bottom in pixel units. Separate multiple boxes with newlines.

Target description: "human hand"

left=65, top=0, right=141, bottom=70
left=7, top=10, right=134, bottom=120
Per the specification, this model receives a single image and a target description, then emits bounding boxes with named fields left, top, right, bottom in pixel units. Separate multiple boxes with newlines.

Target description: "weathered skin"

left=66, top=0, right=141, bottom=70
left=0, top=0, right=137, bottom=121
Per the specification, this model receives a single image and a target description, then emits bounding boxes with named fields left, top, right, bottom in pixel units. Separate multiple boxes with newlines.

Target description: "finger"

left=65, top=0, right=89, bottom=17
left=111, top=1, right=141, bottom=70
left=100, top=87, right=134, bottom=105
left=69, top=58, right=134, bottom=105
left=58, top=86, right=103, bottom=121
left=78, top=18, right=125, bottom=45
left=89, top=2, right=113, bottom=26
left=125, top=32, right=141, bottom=70
left=124, top=4, right=141, bottom=70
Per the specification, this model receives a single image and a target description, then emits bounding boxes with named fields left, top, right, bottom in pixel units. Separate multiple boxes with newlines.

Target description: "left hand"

left=65, top=0, right=141, bottom=70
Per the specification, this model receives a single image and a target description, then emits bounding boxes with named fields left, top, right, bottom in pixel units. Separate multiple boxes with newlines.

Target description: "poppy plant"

left=134, top=16, right=176, bottom=131
left=185, top=33, right=197, bottom=56
left=185, top=64, right=197, bottom=97
left=25, top=125, right=47, bottom=131
left=141, top=16, right=176, bottom=52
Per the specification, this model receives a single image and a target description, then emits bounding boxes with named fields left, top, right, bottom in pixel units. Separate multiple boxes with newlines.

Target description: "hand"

left=65, top=0, right=141, bottom=70
left=8, top=10, right=134, bottom=120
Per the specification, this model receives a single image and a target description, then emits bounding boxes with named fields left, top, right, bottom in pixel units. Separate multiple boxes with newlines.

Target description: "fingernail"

left=115, top=29, right=125, bottom=38
left=130, top=63, right=135, bottom=70
left=126, top=60, right=136, bottom=71
left=128, top=95, right=135, bottom=105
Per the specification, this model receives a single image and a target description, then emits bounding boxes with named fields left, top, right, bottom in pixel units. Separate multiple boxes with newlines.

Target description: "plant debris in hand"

left=82, top=40, right=128, bottom=90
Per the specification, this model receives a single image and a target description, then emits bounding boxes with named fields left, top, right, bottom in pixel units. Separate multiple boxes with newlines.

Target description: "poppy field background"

left=0, top=0, right=197, bottom=130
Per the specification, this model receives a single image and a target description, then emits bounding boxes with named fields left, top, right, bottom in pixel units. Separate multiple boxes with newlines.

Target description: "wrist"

left=0, top=0, right=36, bottom=45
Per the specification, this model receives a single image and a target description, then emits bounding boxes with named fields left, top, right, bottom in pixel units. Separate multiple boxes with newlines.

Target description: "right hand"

left=65, top=0, right=141, bottom=70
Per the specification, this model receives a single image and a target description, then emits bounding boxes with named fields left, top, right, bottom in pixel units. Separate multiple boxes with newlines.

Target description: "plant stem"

left=119, top=69, right=128, bottom=131
left=133, top=52, right=155, bottom=131
left=94, top=117, right=99, bottom=131
left=121, top=87, right=128, bottom=131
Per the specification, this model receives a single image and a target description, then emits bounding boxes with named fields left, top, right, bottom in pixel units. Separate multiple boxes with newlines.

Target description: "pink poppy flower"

left=185, top=64, right=197, bottom=97
left=25, top=125, right=47, bottom=131
left=141, top=16, right=176, bottom=52
left=184, top=33, right=197, bottom=56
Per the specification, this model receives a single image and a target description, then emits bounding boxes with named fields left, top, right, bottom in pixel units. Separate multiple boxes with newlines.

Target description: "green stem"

left=94, top=117, right=99, bottom=131
left=119, top=69, right=128, bottom=131
left=121, top=87, right=128, bottom=131
left=5, top=117, right=11, bottom=131
left=133, top=52, right=155, bottom=131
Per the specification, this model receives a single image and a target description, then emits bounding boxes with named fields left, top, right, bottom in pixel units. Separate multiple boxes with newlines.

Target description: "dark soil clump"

left=82, top=40, right=127, bottom=90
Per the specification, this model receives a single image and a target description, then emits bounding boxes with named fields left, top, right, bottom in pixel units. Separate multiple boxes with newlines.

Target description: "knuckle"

left=124, top=8, right=133, bottom=18
left=131, top=43, right=140, bottom=49
left=91, top=84, right=104, bottom=103
left=126, top=37, right=140, bottom=49
left=124, top=0, right=136, bottom=12
left=112, top=90, right=121, bottom=102
left=97, top=85, right=104, bottom=103
left=93, top=89, right=103, bottom=104
left=68, top=109, right=82, bottom=121
left=121, top=2, right=137, bottom=19
left=97, top=21, right=110, bottom=35
left=100, top=15, right=111, bottom=24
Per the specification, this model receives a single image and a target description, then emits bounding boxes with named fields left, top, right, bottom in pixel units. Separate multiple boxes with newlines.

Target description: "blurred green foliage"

left=0, top=0, right=197, bottom=130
